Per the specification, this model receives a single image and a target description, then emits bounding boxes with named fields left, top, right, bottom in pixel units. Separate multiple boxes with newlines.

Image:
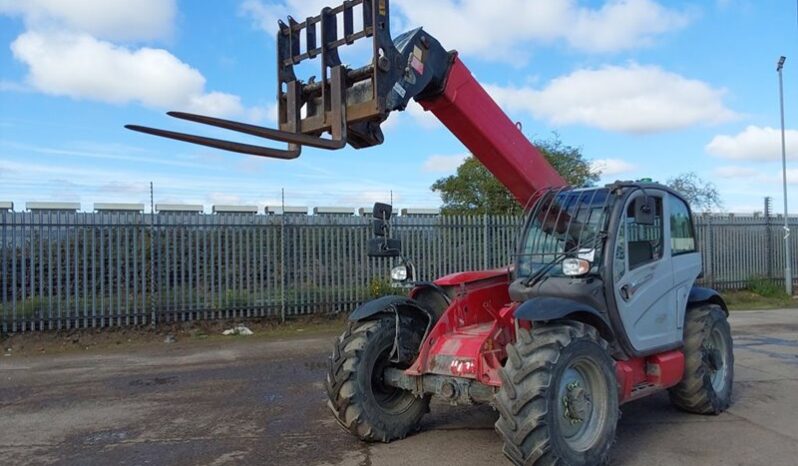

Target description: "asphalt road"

left=1, top=309, right=797, bottom=466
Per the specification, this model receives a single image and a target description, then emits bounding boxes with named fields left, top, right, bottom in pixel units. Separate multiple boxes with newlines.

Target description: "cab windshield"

left=516, top=188, right=611, bottom=278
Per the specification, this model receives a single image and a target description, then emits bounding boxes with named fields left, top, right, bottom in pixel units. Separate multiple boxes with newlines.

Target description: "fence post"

left=483, top=214, right=492, bottom=269
left=765, top=196, right=773, bottom=280
left=280, top=189, right=286, bottom=323
left=149, top=210, right=156, bottom=326
left=1, top=209, right=6, bottom=335
left=705, top=214, right=715, bottom=289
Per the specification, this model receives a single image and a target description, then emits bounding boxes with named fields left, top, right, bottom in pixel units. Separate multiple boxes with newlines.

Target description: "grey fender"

left=349, top=295, right=434, bottom=324
left=688, top=286, right=729, bottom=315
left=514, top=297, right=615, bottom=344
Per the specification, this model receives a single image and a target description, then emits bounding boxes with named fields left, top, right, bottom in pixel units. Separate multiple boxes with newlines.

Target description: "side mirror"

left=372, top=218, right=389, bottom=237
left=369, top=202, right=402, bottom=256
left=373, top=202, right=393, bottom=220
left=634, top=197, right=655, bottom=225
left=367, top=238, right=402, bottom=258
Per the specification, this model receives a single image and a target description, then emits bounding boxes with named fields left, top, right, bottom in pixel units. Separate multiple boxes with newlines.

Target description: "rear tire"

left=495, top=321, right=619, bottom=466
left=669, top=304, right=733, bottom=414
left=325, top=314, right=430, bottom=442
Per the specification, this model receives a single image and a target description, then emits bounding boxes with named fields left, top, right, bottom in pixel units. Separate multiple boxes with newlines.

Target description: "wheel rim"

left=705, top=326, right=729, bottom=393
left=556, top=356, right=609, bottom=452
left=370, top=346, right=416, bottom=414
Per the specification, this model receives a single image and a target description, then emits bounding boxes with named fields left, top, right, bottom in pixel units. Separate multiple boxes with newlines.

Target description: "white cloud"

left=591, top=158, right=636, bottom=176
left=714, top=165, right=760, bottom=179
left=567, top=0, right=692, bottom=53
left=2, top=2, right=272, bottom=122
left=98, top=181, right=149, bottom=195
left=239, top=0, right=373, bottom=68
left=376, top=102, right=438, bottom=132
left=394, top=0, right=690, bottom=61
left=486, top=64, right=737, bottom=133
left=0, top=0, right=176, bottom=42
left=241, top=0, right=297, bottom=31
left=706, top=125, right=798, bottom=161
left=185, top=92, right=247, bottom=119
left=240, top=0, right=345, bottom=34
left=406, top=101, right=439, bottom=129
left=246, top=103, right=279, bottom=124
left=1, top=140, right=210, bottom=170
left=422, top=154, right=468, bottom=173
left=336, top=190, right=398, bottom=207
left=785, top=169, right=798, bottom=185
left=207, top=192, right=244, bottom=206
left=10, top=31, right=252, bottom=118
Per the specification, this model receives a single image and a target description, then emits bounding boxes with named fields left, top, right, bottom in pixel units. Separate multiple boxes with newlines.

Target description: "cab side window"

left=624, top=197, right=663, bottom=270
left=669, top=194, right=696, bottom=255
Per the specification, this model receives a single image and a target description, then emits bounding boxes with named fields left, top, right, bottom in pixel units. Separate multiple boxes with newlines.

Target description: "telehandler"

left=128, top=2, right=733, bottom=464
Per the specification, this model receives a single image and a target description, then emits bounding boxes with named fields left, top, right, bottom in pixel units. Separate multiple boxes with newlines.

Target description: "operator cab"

left=510, top=181, right=702, bottom=358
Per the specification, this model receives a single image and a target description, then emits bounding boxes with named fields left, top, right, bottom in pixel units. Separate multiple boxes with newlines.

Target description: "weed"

left=746, top=276, right=788, bottom=299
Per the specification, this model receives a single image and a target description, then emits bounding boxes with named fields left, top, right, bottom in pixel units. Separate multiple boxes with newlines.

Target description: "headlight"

left=391, top=265, right=409, bottom=281
left=562, top=258, right=591, bottom=276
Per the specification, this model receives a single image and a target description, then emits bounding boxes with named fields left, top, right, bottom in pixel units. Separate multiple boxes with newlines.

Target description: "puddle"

left=82, top=430, right=130, bottom=446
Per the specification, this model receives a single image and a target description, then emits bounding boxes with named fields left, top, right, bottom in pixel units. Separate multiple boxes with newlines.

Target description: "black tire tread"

left=669, top=304, right=733, bottom=414
left=495, top=321, right=612, bottom=466
left=325, top=317, right=428, bottom=442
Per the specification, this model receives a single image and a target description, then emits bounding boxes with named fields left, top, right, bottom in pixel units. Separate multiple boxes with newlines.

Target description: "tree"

left=431, top=134, right=599, bottom=215
left=666, top=172, right=722, bottom=212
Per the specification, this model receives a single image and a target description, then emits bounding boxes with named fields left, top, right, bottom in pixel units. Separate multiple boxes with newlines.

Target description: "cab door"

left=668, top=193, right=702, bottom=331
left=612, top=192, right=681, bottom=353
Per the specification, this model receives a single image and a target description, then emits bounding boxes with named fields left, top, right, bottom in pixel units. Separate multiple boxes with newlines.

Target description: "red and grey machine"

left=128, top=2, right=734, bottom=464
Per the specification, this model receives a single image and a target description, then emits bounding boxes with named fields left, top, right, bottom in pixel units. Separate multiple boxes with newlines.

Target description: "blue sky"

left=0, top=0, right=797, bottom=213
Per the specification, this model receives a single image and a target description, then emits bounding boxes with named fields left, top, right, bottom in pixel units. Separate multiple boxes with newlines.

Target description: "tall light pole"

left=778, top=56, right=792, bottom=295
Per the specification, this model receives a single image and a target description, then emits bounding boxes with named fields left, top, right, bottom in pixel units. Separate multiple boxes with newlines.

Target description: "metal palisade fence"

left=1, top=210, right=797, bottom=333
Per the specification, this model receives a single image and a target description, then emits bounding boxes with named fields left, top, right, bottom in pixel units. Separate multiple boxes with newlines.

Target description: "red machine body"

left=407, top=271, right=684, bottom=403
left=406, top=270, right=515, bottom=386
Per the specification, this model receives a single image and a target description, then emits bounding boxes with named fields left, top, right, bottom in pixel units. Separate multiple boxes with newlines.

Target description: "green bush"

left=746, top=276, right=788, bottom=298
left=0, top=297, right=46, bottom=319
left=223, top=289, right=251, bottom=308
left=368, top=278, right=395, bottom=298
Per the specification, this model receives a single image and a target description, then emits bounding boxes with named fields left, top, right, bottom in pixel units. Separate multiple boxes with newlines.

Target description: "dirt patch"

left=1, top=314, right=348, bottom=358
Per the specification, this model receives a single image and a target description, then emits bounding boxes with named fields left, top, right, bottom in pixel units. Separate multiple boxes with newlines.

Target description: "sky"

left=0, top=0, right=797, bottom=214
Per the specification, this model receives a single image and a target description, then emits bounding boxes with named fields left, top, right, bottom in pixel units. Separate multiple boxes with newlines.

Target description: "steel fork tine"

left=124, top=125, right=301, bottom=159
left=166, top=112, right=346, bottom=150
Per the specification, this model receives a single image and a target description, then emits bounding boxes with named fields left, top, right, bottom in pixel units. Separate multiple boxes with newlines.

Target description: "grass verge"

left=722, top=290, right=798, bottom=311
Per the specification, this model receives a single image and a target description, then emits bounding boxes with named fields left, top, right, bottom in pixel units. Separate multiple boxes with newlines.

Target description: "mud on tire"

left=669, top=304, right=734, bottom=414
left=495, top=321, right=619, bottom=466
left=325, top=314, right=430, bottom=442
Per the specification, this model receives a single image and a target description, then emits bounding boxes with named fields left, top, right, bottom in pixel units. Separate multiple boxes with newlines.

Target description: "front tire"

left=669, top=304, right=734, bottom=414
left=495, top=321, right=619, bottom=466
left=325, top=314, right=430, bottom=442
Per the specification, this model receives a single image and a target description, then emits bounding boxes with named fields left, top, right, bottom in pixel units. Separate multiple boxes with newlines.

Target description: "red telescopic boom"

left=419, top=57, right=565, bottom=205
